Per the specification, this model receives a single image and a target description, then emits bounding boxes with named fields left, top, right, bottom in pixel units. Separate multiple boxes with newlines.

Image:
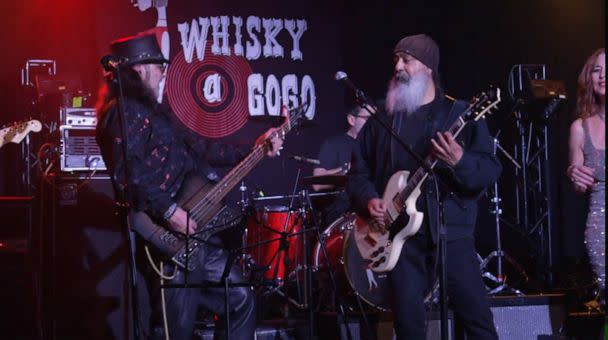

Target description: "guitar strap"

left=388, top=93, right=459, bottom=172
left=435, top=94, right=460, bottom=133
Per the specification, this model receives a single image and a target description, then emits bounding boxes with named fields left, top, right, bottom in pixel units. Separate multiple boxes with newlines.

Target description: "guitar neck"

left=390, top=88, right=500, bottom=209
left=0, top=120, right=41, bottom=149
left=199, top=117, right=292, bottom=208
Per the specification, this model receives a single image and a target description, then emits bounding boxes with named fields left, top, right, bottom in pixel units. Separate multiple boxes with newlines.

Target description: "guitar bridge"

left=172, top=240, right=201, bottom=271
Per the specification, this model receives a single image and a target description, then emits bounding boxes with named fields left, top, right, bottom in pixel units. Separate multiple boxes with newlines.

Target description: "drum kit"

left=235, top=173, right=438, bottom=317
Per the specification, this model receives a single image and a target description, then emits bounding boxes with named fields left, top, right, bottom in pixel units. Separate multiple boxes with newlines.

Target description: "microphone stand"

left=108, top=64, right=143, bottom=340
left=347, top=83, right=465, bottom=340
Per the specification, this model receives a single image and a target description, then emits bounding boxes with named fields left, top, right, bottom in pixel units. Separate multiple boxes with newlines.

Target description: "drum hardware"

left=251, top=190, right=343, bottom=202
left=238, top=177, right=362, bottom=339
left=240, top=170, right=313, bottom=317
left=300, top=174, right=347, bottom=187
left=478, top=137, right=527, bottom=296
left=299, top=186, right=359, bottom=340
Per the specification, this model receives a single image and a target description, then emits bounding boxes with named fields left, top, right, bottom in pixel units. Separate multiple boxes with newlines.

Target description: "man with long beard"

left=347, top=34, right=500, bottom=339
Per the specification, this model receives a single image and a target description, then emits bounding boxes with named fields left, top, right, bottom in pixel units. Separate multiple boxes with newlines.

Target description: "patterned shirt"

left=97, top=98, right=247, bottom=220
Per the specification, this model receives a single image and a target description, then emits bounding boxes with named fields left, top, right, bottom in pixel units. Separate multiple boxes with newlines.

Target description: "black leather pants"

left=150, top=237, right=256, bottom=340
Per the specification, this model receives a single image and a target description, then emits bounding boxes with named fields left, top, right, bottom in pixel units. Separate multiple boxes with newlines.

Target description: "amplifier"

left=0, top=196, right=33, bottom=253
left=489, top=294, right=567, bottom=339
left=60, top=125, right=107, bottom=172
left=60, top=107, right=97, bottom=126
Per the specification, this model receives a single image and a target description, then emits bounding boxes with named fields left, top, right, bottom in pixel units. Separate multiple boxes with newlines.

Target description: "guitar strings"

left=188, top=123, right=290, bottom=224
left=185, top=103, right=308, bottom=228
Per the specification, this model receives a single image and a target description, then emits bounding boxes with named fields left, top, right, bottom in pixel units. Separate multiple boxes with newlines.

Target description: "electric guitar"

left=353, top=88, right=501, bottom=273
left=131, top=104, right=308, bottom=271
left=0, top=120, right=42, bottom=149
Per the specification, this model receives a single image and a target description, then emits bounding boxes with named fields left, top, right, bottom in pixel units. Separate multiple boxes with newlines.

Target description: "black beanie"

left=393, top=34, right=439, bottom=79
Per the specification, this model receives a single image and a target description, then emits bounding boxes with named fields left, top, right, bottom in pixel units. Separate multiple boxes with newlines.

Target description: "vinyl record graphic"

left=167, top=44, right=252, bottom=138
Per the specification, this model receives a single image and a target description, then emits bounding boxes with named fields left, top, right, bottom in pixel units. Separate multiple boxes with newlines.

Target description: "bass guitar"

left=132, top=104, right=307, bottom=271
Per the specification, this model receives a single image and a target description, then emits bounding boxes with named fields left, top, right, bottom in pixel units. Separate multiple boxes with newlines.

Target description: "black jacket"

left=96, top=98, right=247, bottom=221
left=347, top=93, right=502, bottom=241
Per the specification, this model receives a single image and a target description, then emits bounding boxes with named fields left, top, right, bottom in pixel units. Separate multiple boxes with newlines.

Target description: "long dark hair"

left=576, top=48, right=605, bottom=119
left=95, top=65, right=158, bottom=122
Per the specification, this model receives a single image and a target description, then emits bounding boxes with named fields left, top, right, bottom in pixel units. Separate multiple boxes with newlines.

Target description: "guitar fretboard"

left=391, top=113, right=468, bottom=209
left=188, top=116, right=295, bottom=222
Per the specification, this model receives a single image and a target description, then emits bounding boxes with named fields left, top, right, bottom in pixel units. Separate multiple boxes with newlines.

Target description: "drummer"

left=312, top=105, right=371, bottom=226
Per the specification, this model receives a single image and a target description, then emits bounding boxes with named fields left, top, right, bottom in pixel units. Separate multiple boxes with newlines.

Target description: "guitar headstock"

left=463, top=87, right=501, bottom=122
left=0, top=119, right=42, bottom=148
left=283, top=101, right=310, bottom=132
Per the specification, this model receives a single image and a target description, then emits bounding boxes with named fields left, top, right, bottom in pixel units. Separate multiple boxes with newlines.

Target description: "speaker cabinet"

left=0, top=196, right=40, bottom=339
left=489, top=294, right=567, bottom=340
left=0, top=196, right=33, bottom=247
left=40, top=175, right=130, bottom=340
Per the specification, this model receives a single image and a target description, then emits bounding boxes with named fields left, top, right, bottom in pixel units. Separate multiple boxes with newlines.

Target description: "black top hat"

left=110, top=34, right=169, bottom=66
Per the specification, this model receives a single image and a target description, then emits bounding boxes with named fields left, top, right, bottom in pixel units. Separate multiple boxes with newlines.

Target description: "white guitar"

left=353, top=88, right=501, bottom=273
left=0, top=120, right=42, bottom=149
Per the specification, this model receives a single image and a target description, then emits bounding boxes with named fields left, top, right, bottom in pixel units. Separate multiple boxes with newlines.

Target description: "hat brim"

left=124, top=56, right=170, bottom=66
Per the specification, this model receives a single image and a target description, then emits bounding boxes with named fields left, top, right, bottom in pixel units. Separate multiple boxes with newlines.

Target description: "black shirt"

left=314, top=133, right=358, bottom=225
left=96, top=98, right=247, bottom=220
left=318, top=133, right=358, bottom=171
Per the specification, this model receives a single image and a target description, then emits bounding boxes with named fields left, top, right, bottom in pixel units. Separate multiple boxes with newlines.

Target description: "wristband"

left=163, top=203, right=177, bottom=220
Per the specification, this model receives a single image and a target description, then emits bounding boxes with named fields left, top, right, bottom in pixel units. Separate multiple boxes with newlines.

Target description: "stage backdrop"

left=93, top=0, right=349, bottom=203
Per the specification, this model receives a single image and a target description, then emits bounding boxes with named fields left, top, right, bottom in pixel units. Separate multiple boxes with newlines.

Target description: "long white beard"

left=385, top=71, right=431, bottom=114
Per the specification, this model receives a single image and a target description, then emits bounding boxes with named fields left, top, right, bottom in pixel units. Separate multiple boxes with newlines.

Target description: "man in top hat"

left=96, top=34, right=283, bottom=339
left=347, top=34, right=500, bottom=339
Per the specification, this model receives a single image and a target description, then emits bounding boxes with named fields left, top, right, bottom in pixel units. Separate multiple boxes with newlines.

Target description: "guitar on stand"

left=352, top=88, right=502, bottom=273
left=0, top=120, right=42, bottom=149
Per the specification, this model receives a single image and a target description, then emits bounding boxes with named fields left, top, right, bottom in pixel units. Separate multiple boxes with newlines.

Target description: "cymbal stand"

left=299, top=188, right=358, bottom=340
left=479, top=138, right=527, bottom=296
left=245, top=169, right=308, bottom=318
left=268, top=169, right=302, bottom=293
left=238, top=181, right=266, bottom=276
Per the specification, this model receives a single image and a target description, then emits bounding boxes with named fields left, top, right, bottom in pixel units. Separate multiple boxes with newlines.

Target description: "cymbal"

left=300, top=175, right=346, bottom=187
left=252, top=190, right=344, bottom=201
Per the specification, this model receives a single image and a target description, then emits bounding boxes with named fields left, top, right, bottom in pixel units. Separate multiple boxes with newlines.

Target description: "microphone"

left=334, top=71, right=368, bottom=102
left=100, top=55, right=123, bottom=72
left=287, top=155, right=320, bottom=165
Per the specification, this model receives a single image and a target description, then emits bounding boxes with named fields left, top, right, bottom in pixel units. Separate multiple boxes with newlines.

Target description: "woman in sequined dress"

left=567, top=48, right=605, bottom=304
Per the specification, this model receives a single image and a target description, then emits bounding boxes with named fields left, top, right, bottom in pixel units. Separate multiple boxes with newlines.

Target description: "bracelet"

left=163, top=203, right=177, bottom=220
